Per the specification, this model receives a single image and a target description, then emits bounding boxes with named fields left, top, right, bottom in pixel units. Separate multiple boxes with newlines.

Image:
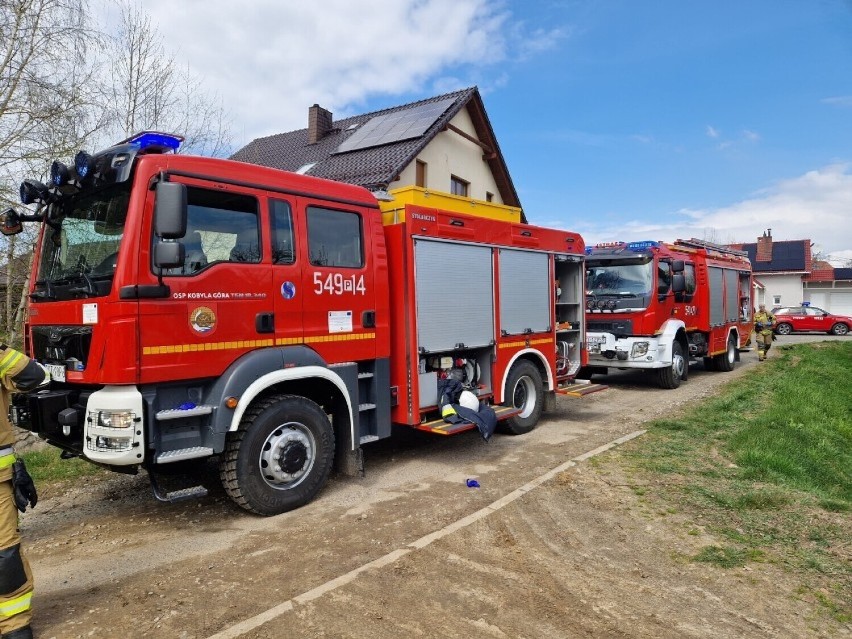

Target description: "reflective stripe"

left=0, top=453, right=15, bottom=470
left=0, top=591, right=32, bottom=617
left=441, top=404, right=456, bottom=418
left=0, top=349, right=23, bottom=378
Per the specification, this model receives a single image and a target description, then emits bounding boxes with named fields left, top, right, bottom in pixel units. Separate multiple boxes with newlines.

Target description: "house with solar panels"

left=231, top=87, right=525, bottom=222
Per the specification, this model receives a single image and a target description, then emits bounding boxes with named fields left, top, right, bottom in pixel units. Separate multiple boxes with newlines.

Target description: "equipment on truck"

left=2, top=132, right=602, bottom=516
left=583, top=239, right=753, bottom=389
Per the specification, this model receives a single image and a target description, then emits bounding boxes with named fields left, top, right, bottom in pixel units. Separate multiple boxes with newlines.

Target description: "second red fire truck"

left=4, top=132, right=598, bottom=515
left=584, top=239, right=753, bottom=388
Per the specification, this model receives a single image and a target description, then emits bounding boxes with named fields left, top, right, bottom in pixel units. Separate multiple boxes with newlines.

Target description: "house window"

left=485, top=191, right=494, bottom=202
left=773, top=295, right=781, bottom=306
left=416, top=160, right=427, bottom=188
left=450, top=175, right=469, bottom=197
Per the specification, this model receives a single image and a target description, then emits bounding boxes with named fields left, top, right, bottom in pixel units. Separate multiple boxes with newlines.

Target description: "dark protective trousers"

left=0, top=479, right=33, bottom=635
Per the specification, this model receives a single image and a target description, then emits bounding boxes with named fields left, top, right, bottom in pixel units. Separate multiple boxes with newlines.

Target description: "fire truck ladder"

left=674, top=238, right=749, bottom=258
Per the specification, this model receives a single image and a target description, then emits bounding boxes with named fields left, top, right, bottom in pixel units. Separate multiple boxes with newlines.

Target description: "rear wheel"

left=219, top=394, right=335, bottom=516
left=714, top=334, right=737, bottom=372
left=500, top=360, right=544, bottom=435
left=830, top=323, right=849, bottom=336
left=775, top=322, right=793, bottom=335
left=657, top=341, right=685, bottom=389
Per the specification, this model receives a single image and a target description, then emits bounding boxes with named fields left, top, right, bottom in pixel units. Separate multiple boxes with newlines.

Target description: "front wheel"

left=219, top=394, right=335, bottom=516
left=775, top=322, right=793, bottom=336
left=657, top=341, right=685, bottom=389
left=830, top=323, right=849, bottom=336
left=714, top=334, right=737, bottom=372
left=499, top=360, right=544, bottom=435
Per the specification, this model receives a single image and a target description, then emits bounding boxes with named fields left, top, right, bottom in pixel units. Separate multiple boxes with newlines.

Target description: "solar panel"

left=336, top=97, right=456, bottom=154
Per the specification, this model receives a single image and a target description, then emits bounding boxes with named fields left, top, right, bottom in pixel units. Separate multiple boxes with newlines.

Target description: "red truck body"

left=584, top=239, right=753, bottom=388
left=11, top=136, right=592, bottom=514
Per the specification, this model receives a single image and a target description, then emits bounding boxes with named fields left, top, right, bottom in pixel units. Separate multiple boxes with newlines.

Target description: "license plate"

left=44, top=363, right=66, bottom=383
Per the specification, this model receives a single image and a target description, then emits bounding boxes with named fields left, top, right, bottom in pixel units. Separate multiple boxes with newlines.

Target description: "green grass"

left=618, top=341, right=852, bottom=623
left=21, top=447, right=104, bottom=485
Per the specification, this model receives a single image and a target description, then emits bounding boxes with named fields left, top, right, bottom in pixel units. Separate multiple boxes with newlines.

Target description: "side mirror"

left=0, top=209, right=23, bottom=236
left=672, top=273, right=686, bottom=294
left=154, top=241, right=185, bottom=269
left=154, top=182, right=187, bottom=239
left=671, top=259, right=685, bottom=273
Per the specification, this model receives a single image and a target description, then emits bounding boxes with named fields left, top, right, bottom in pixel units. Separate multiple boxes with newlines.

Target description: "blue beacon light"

left=127, top=131, right=184, bottom=152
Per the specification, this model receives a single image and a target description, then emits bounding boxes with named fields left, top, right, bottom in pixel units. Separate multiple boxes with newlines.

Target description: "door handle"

left=256, top=312, right=275, bottom=334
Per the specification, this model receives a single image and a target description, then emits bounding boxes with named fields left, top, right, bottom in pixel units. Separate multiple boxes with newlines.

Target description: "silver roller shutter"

left=414, top=239, right=494, bottom=353
left=709, top=267, right=724, bottom=325
left=499, top=249, right=551, bottom=335
left=725, top=269, right=739, bottom=322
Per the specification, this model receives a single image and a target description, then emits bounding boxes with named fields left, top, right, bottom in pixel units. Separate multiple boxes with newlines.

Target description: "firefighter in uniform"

left=753, top=304, right=776, bottom=361
left=1, top=344, right=48, bottom=639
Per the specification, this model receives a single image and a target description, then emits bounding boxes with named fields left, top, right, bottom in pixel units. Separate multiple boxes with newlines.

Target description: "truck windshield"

left=586, top=259, right=653, bottom=296
left=35, top=183, right=130, bottom=296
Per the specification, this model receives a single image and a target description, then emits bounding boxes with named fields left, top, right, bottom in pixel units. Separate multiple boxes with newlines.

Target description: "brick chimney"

left=756, top=228, right=773, bottom=262
left=308, top=104, right=333, bottom=144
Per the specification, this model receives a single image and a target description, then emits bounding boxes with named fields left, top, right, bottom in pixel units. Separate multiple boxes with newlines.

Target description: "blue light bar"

left=125, top=131, right=184, bottom=153
left=627, top=240, right=660, bottom=251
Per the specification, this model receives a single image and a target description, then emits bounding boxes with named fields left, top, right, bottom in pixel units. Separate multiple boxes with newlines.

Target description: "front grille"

left=587, top=320, right=634, bottom=338
left=31, top=325, right=93, bottom=367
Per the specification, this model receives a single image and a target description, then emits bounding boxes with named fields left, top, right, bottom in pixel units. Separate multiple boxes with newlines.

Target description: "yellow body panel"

left=379, top=186, right=522, bottom=225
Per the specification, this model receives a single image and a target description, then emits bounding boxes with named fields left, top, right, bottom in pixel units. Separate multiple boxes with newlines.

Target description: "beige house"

left=231, top=87, right=524, bottom=220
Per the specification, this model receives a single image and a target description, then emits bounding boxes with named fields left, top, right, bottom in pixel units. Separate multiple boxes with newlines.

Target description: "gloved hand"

left=12, top=459, right=38, bottom=512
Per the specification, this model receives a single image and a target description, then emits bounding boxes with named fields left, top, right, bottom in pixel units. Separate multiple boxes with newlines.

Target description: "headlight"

left=606, top=299, right=617, bottom=310
left=631, top=342, right=649, bottom=357
left=586, top=299, right=596, bottom=310
left=94, top=410, right=135, bottom=429
left=596, top=299, right=607, bottom=310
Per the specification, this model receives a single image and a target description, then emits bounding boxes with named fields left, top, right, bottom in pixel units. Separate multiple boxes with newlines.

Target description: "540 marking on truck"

left=313, top=272, right=367, bottom=296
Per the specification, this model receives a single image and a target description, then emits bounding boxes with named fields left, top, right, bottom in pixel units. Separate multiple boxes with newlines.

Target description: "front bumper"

left=585, top=333, right=669, bottom=369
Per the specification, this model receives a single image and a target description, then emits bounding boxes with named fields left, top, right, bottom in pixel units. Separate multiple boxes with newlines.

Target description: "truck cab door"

left=138, top=180, right=271, bottom=384
left=298, top=202, right=376, bottom=364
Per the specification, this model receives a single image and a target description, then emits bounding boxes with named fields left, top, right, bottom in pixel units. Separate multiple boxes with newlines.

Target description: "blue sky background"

left=120, top=0, right=852, bottom=263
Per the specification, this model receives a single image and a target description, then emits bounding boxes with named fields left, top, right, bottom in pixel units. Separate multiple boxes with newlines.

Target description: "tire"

left=830, top=323, right=849, bottom=336
left=219, top=394, right=335, bottom=516
left=775, top=322, right=793, bottom=336
left=714, top=334, right=737, bottom=372
left=657, top=341, right=685, bottom=389
left=499, top=360, right=544, bottom=435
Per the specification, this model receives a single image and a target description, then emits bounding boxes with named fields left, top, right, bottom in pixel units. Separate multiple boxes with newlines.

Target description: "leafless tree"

left=103, top=1, right=232, bottom=156
left=0, top=0, right=103, bottom=344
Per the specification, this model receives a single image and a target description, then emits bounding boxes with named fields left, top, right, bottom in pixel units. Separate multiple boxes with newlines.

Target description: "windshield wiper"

left=30, top=279, right=57, bottom=300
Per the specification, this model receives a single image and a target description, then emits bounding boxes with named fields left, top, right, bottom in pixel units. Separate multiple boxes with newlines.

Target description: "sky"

left=109, top=0, right=852, bottom=264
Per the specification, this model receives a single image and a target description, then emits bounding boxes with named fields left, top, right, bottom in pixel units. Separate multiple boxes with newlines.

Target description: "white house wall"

left=395, top=108, right=503, bottom=203
left=758, top=273, right=805, bottom=308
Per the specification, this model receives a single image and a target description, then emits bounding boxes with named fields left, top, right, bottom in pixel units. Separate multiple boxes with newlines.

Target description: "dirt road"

left=22, top=338, right=846, bottom=638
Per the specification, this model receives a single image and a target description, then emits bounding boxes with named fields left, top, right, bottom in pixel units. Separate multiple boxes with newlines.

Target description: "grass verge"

left=22, top=447, right=104, bottom=485
left=619, top=341, right=851, bottom=623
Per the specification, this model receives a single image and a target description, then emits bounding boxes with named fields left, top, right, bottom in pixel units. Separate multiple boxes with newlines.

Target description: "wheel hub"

left=279, top=440, right=308, bottom=474
left=259, top=424, right=315, bottom=490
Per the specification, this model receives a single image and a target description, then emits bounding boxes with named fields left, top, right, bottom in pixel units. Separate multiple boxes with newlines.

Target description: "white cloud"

left=108, top=0, right=516, bottom=142
left=575, top=164, right=852, bottom=257
left=822, top=96, right=852, bottom=108
left=706, top=125, right=719, bottom=138
left=742, top=129, right=760, bottom=142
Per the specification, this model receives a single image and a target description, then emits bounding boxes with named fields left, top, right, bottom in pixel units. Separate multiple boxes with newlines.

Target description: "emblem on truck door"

left=189, top=306, right=217, bottom=334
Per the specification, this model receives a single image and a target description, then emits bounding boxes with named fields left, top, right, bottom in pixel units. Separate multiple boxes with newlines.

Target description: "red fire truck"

left=584, top=239, right=753, bottom=388
left=3, top=132, right=597, bottom=515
